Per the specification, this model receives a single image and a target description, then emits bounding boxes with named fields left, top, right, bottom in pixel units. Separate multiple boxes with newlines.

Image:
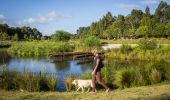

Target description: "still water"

left=1, top=49, right=169, bottom=91
left=0, top=49, right=93, bottom=91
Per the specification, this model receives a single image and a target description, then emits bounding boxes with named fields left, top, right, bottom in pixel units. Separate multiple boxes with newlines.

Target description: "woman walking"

left=91, top=49, right=110, bottom=92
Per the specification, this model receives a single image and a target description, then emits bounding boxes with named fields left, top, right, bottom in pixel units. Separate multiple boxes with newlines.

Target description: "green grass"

left=0, top=41, right=13, bottom=47
left=0, top=70, right=57, bottom=92
left=101, top=38, right=170, bottom=44
left=105, top=45, right=170, bottom=61
left=0, top=82, right=170, bottom=100
left=7, top=40, right=75, bottom=57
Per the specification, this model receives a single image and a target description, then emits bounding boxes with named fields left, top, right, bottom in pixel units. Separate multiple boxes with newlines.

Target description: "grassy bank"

left=0, top=82, right=170, bottom=100
left=101, top=38, right=170, bottom=44
left=7, top=41, right=75, bottom=57
left=105, top=44, right=170, bottom=61
left=0, top=41, right=13, bottom=47
left=0, top=70, right=57, bottom=92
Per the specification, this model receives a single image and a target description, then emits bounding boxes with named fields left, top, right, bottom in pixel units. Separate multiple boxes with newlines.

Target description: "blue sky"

left=0, top=0, right=169, bottom=35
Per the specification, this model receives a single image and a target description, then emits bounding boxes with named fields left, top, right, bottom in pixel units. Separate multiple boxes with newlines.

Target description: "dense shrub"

left=150, top=69, right=162, bottom=84
left=64, top=75, right=75, bottom=92
left=138, top=38, right=157, bottom=50
left=8, top=41, right=75, bottom=57
left=82, top=36, right=101, bottom=51
left=113, top=60, right=170, bottom=89
left=51, top=30, right=71, bottom=41
left=0, top=70, right=57, bottom=92
left=120, top=45, right=133, bottom=55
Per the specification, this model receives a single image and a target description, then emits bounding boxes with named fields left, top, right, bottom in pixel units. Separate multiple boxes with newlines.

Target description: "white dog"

left=72, top=79, right=93, bottom=92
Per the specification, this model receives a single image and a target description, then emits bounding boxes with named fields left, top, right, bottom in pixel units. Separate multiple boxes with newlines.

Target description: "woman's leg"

left=96, top=72, right=109, bottom=90
left=92, top=73, right=96, bottom=92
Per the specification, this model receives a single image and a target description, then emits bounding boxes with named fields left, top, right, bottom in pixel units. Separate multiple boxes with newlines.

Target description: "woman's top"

left=93, top=55, right=103, bottom=72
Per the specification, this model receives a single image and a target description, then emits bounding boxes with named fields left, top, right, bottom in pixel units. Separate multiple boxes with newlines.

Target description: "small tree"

left=138, top=38, right=157, bottom=50
left=82, top=36, right=101, bottom=51
left=12, top=33, right=19, bottom=41
left=51, top=30, right=71, bottom=41
left=135, top=26, right=149, bottom=38
left=0, top=32, right=9, bottom=40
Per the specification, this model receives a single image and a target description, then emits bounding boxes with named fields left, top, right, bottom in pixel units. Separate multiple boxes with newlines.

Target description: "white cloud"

left=116, top=3, right=139, bottom=9
left=140, top=0, right=158, bottom=5
left=0, top=14, right=7, bottom=24
left=18, top=11, right=68, bottom=25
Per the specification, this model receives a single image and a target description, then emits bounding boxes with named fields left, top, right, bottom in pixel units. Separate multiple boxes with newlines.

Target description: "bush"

left=114, top=68, right=133, bottom=89
left=138, top=38, right=157, bottom=50
left=78, top=73, right=91, bottom=79
left=51, top=30, right=71, bottom=41
left=82, top=36, right=101, bottom=51
left=150, top=68, right=162, bottom=84
left=64, top=75, right=75, bottom=92
left=0, top=70, right=57, bottom=92
left=120, top=45, right=133, bottom=55
left=47, top=76, right=57, bottom=91
left=8, top=41, right=75, bottom=57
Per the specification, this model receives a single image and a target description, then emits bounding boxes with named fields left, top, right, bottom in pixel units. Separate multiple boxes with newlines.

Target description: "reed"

left=0, top=69, right=57, bottom=92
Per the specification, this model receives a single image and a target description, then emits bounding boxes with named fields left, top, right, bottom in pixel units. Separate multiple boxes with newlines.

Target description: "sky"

left=0, top=0, right=170, bottom=35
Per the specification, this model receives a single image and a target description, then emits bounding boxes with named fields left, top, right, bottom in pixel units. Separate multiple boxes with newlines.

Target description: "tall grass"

left=0, top=70, right=57, bottom=92
left=7, top=41, right=75, bottom=57
left=112, top=60, right=170, bottom=89
left=64, top=75, right=75, bottom=92
left=101, top=38, right=170, bottom=44
left=105, top=44, right=170, bottom=61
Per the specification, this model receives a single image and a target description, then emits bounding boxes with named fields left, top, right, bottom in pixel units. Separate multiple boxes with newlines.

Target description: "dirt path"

left=102, top=44, right=170, bottom=50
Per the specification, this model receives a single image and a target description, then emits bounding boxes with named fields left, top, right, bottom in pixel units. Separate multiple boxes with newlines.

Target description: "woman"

left=91, top=49, right=110, bottom=92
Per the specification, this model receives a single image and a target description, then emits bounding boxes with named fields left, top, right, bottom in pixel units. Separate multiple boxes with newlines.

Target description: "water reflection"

left=54, top=61, right=70, bottom=71
left=1, top=49, right=169, bottom=91
left=0, top=49, right=11, bottom=66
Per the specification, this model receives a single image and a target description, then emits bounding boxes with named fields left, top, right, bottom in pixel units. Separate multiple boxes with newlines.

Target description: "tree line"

left=1, top=1, right=170, bottom=41
left=0, top=24, right=42, bottom=41
left=76, top=1, right=170, bottom=39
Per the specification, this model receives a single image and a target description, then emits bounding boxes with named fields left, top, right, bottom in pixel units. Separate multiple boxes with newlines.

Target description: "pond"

left=0, top=49, right=93, bottom=91
left=0, top=49, right=170, bottom=92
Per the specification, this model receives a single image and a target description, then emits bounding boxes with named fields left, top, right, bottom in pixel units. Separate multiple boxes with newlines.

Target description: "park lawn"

left=0, top=82, right=170, bottom=100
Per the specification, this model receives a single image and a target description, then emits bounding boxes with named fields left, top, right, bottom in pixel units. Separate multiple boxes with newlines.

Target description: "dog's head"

left=72, top=80, right=78, bottom=86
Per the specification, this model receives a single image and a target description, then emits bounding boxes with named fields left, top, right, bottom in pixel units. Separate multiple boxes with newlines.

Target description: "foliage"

left=113, top=60, right=170, bottom=89
left=120, top=44, right=133, bottom=55
left=0, top=24, right=42, bottom=40
left=81, top=36, right=101, bottom=51
left=51, top=30, right=71, bottom=41
left=138, top=38, right=157, bottom=50
left=76, top=1, right=170, bottom=39
left=7, top=41, right=75, bottom=57
left=105, top=44, right=170, bottom=61
left=64, top=75, right=75, bottom=92
left=135, top=26, right=149, bottom=38
left=0, top=70, right=57, bottom=92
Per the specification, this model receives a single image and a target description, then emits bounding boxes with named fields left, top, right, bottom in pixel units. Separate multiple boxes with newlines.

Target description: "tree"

left=145, top=6, right=150, bottom=16
left=153, top=23, right=166, bottom=37
left=155, top=1, right=170, bottom=23
left=135, top=26, right=149, bottom=38
left=82, top=36, right=101, bottom=50
left=0, top=32, right=9, bottom=40
left=75, top=1, right=170, bottom=39
left=51, top=30, right=71, bottom=41
left=12, top=33, right=19, bottom=41
left=165, top=21, right=170, bottom=37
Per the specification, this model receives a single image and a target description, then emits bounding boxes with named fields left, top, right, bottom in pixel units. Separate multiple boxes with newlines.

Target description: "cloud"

left=18, top=11, right=69, bottom=25
left=0, top=14, right=7, bottom=24
left=116, top=3, right=139, bottom=9
left=140, top=0, right=158, bottom=5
